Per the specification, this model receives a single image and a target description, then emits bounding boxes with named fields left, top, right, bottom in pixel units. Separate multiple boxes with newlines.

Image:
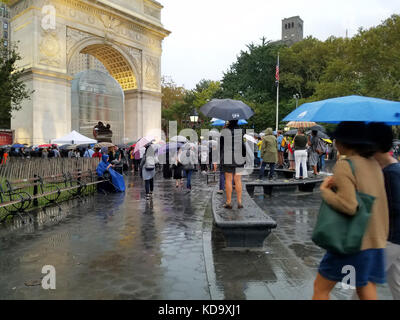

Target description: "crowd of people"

left=1, top=120, right=399, bottom=300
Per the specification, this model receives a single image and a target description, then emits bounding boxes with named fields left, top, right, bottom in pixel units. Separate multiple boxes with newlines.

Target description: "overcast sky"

left=160, top=0, right=400, bottom=89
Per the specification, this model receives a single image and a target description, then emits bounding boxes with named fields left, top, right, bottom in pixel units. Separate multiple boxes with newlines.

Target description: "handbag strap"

left=344, top=158, right=358, bottom=192
left=344, top=158, right=355, bottom=175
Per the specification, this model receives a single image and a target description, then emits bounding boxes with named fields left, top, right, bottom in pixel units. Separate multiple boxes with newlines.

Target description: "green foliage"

left=0, top=40, right=33, bottom=128
left=162, top=15, right=400, bottom=133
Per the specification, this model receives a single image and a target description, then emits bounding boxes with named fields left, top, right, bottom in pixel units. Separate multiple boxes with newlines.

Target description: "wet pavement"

left=0, top=171, right=394, bottom=300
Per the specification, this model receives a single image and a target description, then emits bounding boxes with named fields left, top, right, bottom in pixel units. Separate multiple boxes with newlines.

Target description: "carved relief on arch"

left=38, top=28, right=62, bottom=68
left=143, top=55, right=160, bottom=91
left=66, top=28, right=93, bottom=64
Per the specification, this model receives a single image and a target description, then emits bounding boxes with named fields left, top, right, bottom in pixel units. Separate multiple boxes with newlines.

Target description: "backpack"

left=281, top=137, right=287, bottom=148
left=315, top=138, right=326, bottom=155
left=145, top=153, right=156, bottom=170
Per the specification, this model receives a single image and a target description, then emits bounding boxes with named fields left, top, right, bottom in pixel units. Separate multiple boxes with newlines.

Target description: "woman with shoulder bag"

left=180, top=146, right=197, bottom=191
left=312, top=122, right=389, bottom=300
left=140, top=144, right=158, bottom=201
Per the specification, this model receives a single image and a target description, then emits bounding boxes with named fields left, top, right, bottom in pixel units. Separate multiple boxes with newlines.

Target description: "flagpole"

left=275, top=52, right=280, bottom=132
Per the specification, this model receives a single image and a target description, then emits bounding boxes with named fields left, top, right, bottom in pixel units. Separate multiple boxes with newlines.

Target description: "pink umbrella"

left=133, top=136, right=155, bottom=154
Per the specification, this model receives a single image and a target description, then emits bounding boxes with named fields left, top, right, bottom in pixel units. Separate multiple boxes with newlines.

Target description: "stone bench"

left=211, top=188, right=277, bottom=248
left=245, top=176, right=325, bottom=196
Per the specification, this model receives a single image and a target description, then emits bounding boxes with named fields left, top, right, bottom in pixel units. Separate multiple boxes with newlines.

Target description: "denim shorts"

left=318, top=248, right=386, bottom=287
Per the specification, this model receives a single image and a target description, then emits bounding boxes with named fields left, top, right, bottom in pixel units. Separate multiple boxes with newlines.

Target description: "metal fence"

left=0, top=158, right=100, bottom=180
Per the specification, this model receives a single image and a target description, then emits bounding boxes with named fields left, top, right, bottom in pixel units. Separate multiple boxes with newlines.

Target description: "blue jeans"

left=259, top=162, right=275, bottom=179
left=219, top=170, right=225, bottom=191
left=184, top=170, right=193, bottom=189
left=319, top=154, right=325, bottom=172
left=145, top=178, right=153, bottom=195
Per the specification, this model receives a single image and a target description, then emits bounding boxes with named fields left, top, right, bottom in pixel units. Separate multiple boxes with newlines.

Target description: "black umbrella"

left=309, top=125, right=326, bottom=133
left=200, top=99, right=254, bottom=121
left=284, top=129, right=298, bottom=136
left=306, top=130, right=330, bottom=139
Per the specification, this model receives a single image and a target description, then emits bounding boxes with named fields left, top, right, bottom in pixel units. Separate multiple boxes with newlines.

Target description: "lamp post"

left=293, top=93, right=300, bottom=108
left=190, top=109, right=199, bottom=124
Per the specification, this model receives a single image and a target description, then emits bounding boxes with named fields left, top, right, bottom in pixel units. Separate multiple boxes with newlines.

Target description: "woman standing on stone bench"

left=220, top=120, right=246, bottom=209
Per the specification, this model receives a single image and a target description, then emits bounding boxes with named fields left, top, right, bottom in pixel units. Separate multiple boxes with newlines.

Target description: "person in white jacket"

left=179, top=145, right=197, bottom=191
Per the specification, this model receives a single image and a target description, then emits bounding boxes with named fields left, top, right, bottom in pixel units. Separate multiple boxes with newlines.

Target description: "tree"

left=0, top=40, right=33, bottom=128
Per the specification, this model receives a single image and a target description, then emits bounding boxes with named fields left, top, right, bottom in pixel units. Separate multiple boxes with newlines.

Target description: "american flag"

left=275, top=55, right=280, bottom=85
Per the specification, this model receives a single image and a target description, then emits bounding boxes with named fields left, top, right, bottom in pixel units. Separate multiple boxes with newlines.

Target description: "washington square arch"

left=9, top=0, right=170, bottom=145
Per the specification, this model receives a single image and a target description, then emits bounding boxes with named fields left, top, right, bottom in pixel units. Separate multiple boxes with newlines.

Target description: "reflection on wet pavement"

left=0, top=173, right=394, bottom=300
left=0, top=174, right=212, bottom=300
left=251, top=189, right=393, bottom=300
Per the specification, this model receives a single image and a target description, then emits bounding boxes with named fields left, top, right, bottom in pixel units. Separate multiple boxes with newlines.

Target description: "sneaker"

left=146, top=195, right=151, bottom=201
left=217, top=190, right=224, bottom=194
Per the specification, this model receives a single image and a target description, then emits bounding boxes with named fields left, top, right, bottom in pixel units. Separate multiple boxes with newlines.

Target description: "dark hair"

left=336, top=141, right=376, bottom=158
left=298, top=128, right=305, bottom=134
left=227, top=120, right=238, bottom=129
left=366, top=122, right=393, bottom=153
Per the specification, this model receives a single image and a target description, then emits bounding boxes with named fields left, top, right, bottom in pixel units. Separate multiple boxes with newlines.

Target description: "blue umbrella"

left=282, top=95, right=400, bottom=125
left=12, top=144, right=25, bottom=148
left=211, top=119, right=248, bottom=126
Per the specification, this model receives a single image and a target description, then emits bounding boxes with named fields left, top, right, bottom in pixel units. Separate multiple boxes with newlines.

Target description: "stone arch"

left=67, top=37, right=141, bottom=91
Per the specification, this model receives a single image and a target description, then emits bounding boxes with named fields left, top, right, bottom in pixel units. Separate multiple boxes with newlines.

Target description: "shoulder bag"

left=311, top=159, right=375, bottom=255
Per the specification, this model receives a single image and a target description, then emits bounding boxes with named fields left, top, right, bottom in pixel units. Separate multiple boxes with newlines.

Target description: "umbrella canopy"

left=201, top=140, right=218, bottom=147
left=287, top=121, right=317, bottom=128
left=211, top=118, right=248, bottom=126
left=200, top=99, right=254, bottom=121
left=243, top=134, right=258, bottom=144
left=170, top=135, right=188, bottom=143
left=12, top=144, right=25, bottom=148
left=38, top=144, right=55, bottom=148
left=283, top=95, right=400, bottom=125
left=52, top=130, right=97, bottom=145
left=133, top=136, right=155, bottom=154
left=95, top=142, right=114, bottom=148
left=306, top=130, right=330, bottom=139
left=182, top=142, right=197, bottom=150
left=309, top=125, right=326, bottom=133
left=206, top=130, right=221, bottom=138
left=284, top=129, right=298, bottom=136
left=245, top=132, right=261, bottom=138
left=157, top=142, right=184, bottom=155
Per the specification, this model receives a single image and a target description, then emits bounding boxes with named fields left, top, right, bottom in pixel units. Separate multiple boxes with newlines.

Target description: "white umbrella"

left=202, top=140, right=218, bottom=147
left=170, top=136, right=188, bottom=143
left=133, top=136, right=155, bottom=154
left=206, top=130, right=221, bottom=138
left=244, top=134, right=258, bottom=144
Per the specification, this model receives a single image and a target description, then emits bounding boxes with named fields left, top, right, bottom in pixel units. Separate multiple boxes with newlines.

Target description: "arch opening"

left=80, top=44, right=137, bottom=91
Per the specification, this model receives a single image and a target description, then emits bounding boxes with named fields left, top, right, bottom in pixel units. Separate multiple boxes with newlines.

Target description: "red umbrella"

left=39, top=144, right=56, bottom=148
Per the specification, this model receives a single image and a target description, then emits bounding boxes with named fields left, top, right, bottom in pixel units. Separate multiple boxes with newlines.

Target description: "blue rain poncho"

left=96, top=154, right=126, bottom=192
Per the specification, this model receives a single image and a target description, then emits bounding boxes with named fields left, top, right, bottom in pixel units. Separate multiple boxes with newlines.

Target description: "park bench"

left=211, top=188, right=277, bottom=247
left=245, top=176, right=325, bottom=196
left=0, top=169, right=103, bottom=222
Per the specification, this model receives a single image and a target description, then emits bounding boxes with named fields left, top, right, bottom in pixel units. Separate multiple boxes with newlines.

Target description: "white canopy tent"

left=51, top=130, right=97, bottom=145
